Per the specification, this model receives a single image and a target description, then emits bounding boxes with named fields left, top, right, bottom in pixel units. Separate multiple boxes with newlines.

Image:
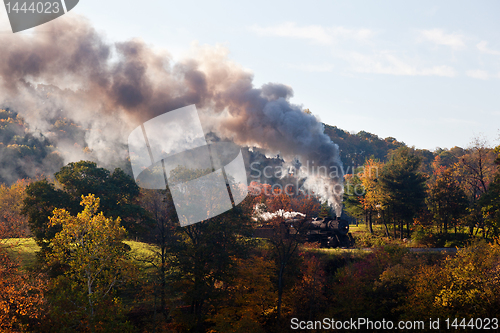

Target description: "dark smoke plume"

left=0, top=15, right=344, bottom=214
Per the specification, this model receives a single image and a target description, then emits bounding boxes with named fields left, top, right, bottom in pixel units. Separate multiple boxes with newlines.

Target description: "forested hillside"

left=1, top=106, right=500, bottom=331
left=1, top=107, right=468, bottom=185
left=0, top=109, right=63, bottom=184
left=324, top=124, right=404, bottom=167
left=323, top=124, right=438, bottom=175
left=0, top=109, right=132, bottom=185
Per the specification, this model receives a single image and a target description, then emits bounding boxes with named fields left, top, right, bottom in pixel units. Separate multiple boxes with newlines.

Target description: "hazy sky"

left=2, top=0, right=499, bottom=150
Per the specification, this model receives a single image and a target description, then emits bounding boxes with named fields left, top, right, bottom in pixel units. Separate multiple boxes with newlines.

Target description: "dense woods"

left=1, top=108, right=500, bottom=332
left=344, top=138, right=500, bottom=246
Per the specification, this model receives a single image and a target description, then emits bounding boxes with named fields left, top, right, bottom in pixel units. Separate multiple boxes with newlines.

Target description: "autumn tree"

left=289, top=252, right=328, bottom=322
left=479, top=145, right=500, bottom=238
left=359, top=159, right=387, bottom=235
left=54, top=161, right=145, bottom=233
left=211, top=254, right=276, bottom=333
left=0, top=241, right=48, bottom=331
left=262, top=190, right=319, bottom=325
left=0, top=179, right=31, bottom=238
left=454, top=138, right=496, bottom=235
left=380, top=147, right=427, bottom=239
left=48, top=194, right=134, bottom=332
left=426, top=166, right=468, bottom=234
left=22, top=179, right=72, bottom=254
left=22, top=161, right=146, bottom=256
left=161, top=165, right=253, bottom=332
left=403, top=241, right=500, bottom=319
left=0, top=179, right=47, bottom=332
left=414, top=148, right=435, bottom=176
left=249, top=181, right=322, bottom=324
left=325, top=246, right=409, bottom=321
left=432, top=147, right=462, bottom=171
left=343, top=170, right=365, bottom=227
left=458, top=138, right=495, bottom=198
left=166, top=208, right=252, bottom=332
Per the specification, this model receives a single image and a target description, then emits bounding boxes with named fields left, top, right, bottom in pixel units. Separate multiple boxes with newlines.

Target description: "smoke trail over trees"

left=0, top=15, right=343, bottom=213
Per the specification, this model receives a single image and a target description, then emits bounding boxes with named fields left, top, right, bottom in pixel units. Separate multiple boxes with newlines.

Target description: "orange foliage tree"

left=0, top=248, right=48, bottom=331
left=359, top=159, right=386, bottom=235
left=0, top=179, right=31, bottom=238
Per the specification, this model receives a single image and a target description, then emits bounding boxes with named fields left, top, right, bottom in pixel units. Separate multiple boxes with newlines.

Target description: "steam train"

left=254, top=216, right=355, bottom=248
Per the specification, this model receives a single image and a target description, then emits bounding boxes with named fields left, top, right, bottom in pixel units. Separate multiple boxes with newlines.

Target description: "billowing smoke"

left=0, top=15, right=343, bottom=214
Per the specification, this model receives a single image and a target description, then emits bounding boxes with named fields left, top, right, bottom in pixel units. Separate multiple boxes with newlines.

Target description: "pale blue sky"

left=2, top=0, right=500, bottom=150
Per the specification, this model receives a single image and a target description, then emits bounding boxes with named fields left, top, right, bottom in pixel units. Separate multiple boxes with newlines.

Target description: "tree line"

left=1, top=160, right=315, bottom=331
left=344, top=138, right=500, bottom=246
left=0, top=138, right=500, bottom=331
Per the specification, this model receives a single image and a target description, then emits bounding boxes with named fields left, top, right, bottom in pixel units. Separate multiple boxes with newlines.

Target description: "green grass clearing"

left=1, top=238, right=39, bottom=269
left=0, top=238, right=161, bottom=272
left=124, top=240, right=159, bottom=273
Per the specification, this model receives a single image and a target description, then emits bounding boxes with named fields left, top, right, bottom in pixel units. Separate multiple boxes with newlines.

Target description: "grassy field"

left=305, top=247, right=371, bottom=260
left=0, top=238, right=159, bottom=271
left=349, top=222, right=477, bottom=248
left=124, top=240, right=159, bottom=275
left=1, top=238, right=39, bottom=269
left=1, top=229, right=466, bottom=272
left=1, top=236, right=369, bottom=267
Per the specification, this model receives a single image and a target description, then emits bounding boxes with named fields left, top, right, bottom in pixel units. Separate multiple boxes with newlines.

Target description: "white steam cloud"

left=0, top=15, right=344, bottom=214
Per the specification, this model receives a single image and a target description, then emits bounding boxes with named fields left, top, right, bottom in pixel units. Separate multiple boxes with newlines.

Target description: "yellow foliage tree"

left=359, top=159, right=387, bottom=235
left=211, top=255, right=276, bottom=333
left=403, top=240, right=500, bottom=319
left=48, top=194, right=134, bottom=332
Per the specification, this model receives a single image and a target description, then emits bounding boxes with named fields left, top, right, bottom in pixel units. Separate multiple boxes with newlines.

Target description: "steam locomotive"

left=254, top=216, right=355, bottom=248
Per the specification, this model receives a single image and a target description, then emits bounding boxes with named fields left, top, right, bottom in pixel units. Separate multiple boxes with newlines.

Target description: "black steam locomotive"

left=254, top=216, right=355, bottom=248
left=285, top=216, right=355, bottom=248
